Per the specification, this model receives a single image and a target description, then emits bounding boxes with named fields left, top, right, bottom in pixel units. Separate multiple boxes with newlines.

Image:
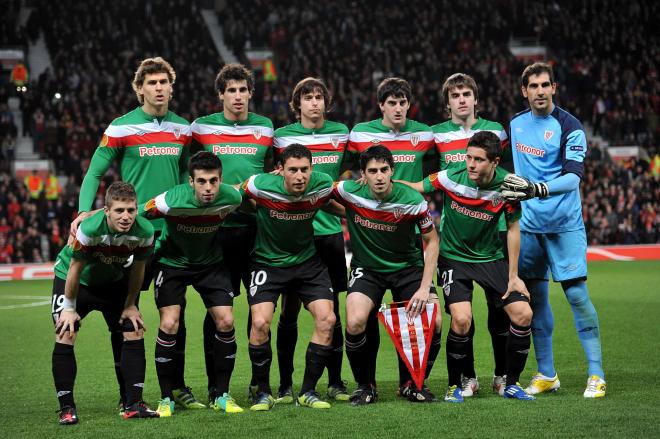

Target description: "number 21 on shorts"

left=440, top=269, right=453, bottom=296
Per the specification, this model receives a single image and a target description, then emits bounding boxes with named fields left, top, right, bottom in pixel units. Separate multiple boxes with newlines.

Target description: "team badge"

left=491, top=193, right=503, bottom=207
left=370, top=138, right=380, bottom=144
left=429, top=173, right=438, bottom=183
left=100, top=134, right=109, bottom=147
left=393, top=207, right=404, bottom=219
left=308, top=193, right=320, bottom=205
left=411, top=134, right=420, bottom=146
left=137, top=131, right=146, bottom=136
left=544, top=130, right=554, bottom=141
left=331, top=137, right=340, bottom=149
left=253, top=129, right=262, bottom=140
left=126, top=240, right=139, bottom=251
left=174, top=128, right=181, bottom=139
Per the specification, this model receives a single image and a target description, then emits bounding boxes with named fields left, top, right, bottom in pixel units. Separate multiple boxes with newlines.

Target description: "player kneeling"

left=51, top=182, right=158, bottom=424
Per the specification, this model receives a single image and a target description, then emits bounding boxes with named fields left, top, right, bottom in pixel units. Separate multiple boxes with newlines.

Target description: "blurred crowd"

left=0, top=0, right=657, bottom=263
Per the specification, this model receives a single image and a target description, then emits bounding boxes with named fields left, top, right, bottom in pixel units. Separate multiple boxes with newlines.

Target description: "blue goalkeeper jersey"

left=509, top=105, right=586, bottom=233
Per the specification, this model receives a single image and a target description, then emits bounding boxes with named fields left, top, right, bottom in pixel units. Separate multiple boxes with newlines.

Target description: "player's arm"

left=120, top=259, right=147, bottom=333
left=79, top=141, right=119, bottom=213
left=321, top=199, right=345, bottom=217
left=139, top=195, right=166, bottom=220
left=55, top=258, right=86, bottom=338
left=68, top=209, right=101, bottom=243
left=502, top=218, right=530, bottom=300
left=406, top=220, right=439, bottom=322
left=178, top=144, right=191, bottom=183
left=395, top=179, right=425, bottom=193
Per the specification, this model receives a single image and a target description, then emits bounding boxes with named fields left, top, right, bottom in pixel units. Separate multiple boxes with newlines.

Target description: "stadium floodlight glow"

left=16, top=86, right=20, bottom=92
left=21, top=86, right=27, bottom=92
left=55, top=92, right=62, bottom=99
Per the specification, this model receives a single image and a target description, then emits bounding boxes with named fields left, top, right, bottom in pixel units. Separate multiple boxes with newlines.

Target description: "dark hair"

left=521, top=62, right=555, bottom=87
left=132, top=57, right=176, bottom=104
left=289, top=77, right=332, bottom=119
left=105, top=181, right=137, bottom=207
left=376, top=77, right=412, bottom=104
left=441, top=72, right=479, bottom=108
left=189, top=151, right=222, bottom=177
left=359, top=145, right=395, bottom=171
left=279, top=143, right=312, bottom=167
left=467, top=131, right=501, bottom=161
left=215, top=63, right=254, bottom=94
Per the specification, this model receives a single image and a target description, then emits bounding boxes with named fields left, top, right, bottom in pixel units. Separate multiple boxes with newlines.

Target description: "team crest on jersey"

left=370, top=139, right=380, bottom=144
left=331, top=137, right=340, bottom=149
left=100, top=134, right=109, bottom=147
left=137, top=131, right=146, bottom=136
left=308, top=193, right=320, bottom=205
left=411, top=134, right=420, bottom=146
left=174, top=128, right=181, bottom=139
left=393, top=207, right=405, bottom=219
left=544, top=130, right=554, bottom=141
left=491, top=193, right=503, bottom=207
left=252, top=129, right=262, bottom=140
left=126, top=240, right=139, bottom=251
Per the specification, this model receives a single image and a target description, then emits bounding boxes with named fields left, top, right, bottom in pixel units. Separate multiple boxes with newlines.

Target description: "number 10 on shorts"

left=250, top=270, right=267, bottom=296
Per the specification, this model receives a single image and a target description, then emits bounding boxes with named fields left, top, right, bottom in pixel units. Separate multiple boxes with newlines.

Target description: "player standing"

left=141, top=151, right=244, bottom=416
left=348, top=78, right=440, bottom=401
left=335, top=145, right=440, bottom=405
left=190, top=63, right=273, bottom=404
left=502, top=62, right=605, bottom=398
left=74, top=57, right=201, bottom=411
left=242, top=144, right=337, bottom=411
left=52, top=182, right=158, bottom=424
left=272, top=77, right=349, bottom=403
left=433, top=73, right=511, bottom=397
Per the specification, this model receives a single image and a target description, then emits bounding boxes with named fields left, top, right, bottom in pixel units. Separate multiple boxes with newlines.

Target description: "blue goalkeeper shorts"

left=519, top=229, right=588, bottom=282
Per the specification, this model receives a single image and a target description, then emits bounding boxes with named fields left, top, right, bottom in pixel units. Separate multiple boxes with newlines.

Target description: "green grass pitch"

left=1, top=261, right=659, bottom=438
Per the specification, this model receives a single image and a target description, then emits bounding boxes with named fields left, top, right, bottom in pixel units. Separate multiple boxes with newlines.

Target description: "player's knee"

left=451, top=313, right=472, bottom=334
left=159, top=316, right=179, bottom=334
left=251, top=315, right=271, bottom=337
left=123, top=329, right=144, bottom=341
left=215, top=314, right=234, bottom=332
left=315, top=309, right=336, bottom=334
left=511, top=306, right=533, bottom=327
left=346, top=314, right=367, bottom=335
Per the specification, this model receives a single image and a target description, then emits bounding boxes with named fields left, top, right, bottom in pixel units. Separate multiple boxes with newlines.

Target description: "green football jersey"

left=242, top=171, right=334, bottom=267
left=432, top=117, right=510, bottom=233
left=422, top=167, right=521, bottom=263
left=191, top=112, right=273, bottom=227
left=54, top=210, right=154, bottom=286
left=348, top=118, right=434, bottom=182
left=274, top=120, right=348, bottom=236
left=79, top=107, right=191, bottom=231
left=333, top=180, right=434, bottom=273
left=141, top=183, right=242, bottom=268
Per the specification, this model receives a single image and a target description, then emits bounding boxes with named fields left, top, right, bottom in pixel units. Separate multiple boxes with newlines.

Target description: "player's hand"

left=270, top=166, right=283, bottom=176
left=501, top=174, right=548, bottom=201
left=355, top=176, right=366, bottom=185
left=68, top=211, right=94, bottom=245
left=120, top=305, right=145, bottom=333
left=405, top=289, right=430, bottom=324
left=502, top=276, right=530, bottom=300
left=55, top=309, right=81, bottom=339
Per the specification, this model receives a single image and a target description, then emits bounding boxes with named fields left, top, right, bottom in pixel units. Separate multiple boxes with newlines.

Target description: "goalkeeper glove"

left=501, top=173, right=549, bottom=201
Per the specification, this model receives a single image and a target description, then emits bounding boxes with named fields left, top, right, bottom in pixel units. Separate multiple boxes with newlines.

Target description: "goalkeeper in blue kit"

left=503, top=62, right=605, bottom=398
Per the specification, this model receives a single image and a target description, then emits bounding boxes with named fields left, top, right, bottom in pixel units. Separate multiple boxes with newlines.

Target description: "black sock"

left=110, top=331, right=126, bottom=402
left=276, top=319, right=298, bottom=389
left=155, top=330, right=177, bottom=399
left=300, top=342, right=333, bottom=394
left=345, top=331, right=369, bottom=387
left=121, top=339, right=146, bottom=406
left=248, top=341, right=272, bottom=395
left=463, top=318, right=477, bottom=378
left=203, top=313, right=216, bottom=391
left=446, top=329, right=469, bottom=387
left=52, top=343, right=76, bottom=408
left=425, top=330, right=443, bottom=379
left=365, top=310, right=380, bottom=385
left=506, top=323, right=532, bottom=386
left=488, top=304, right=510, bottom=377
left=327, top=317, right=344, bottom=387
left=214, top=329, right=237, bottom=395
left=172, top=313, right=186, bottom=390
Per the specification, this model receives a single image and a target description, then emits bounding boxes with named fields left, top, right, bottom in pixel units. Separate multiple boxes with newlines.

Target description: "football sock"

left=110, top=331, right=126, bottom=401
left=425, top=330, right=443, bottom=379
left=463, top=318, right=476, bottom=378
left=213, top=329, right=237, bottom=395
left=155, top=330, right=177, bottom=398
left=365, top=309, right=380, bottom=385
left=248, top=341, right=272, bottom=395
left=203, top=312, right=216, bottom=391
left=52, top=342, right=76, bottom=408
left=506, top=323, right=532, bottom=385
left=276, top=319, right=298, bottom=388
left=172, top=311, right=186, bottom=390
left=488, top=303, right=510, bottom=377
left=446, top=329, right=469, bottom=387
left=528, top=279, right=556, bottom=377
left=327, top=297, right=344, bottom=386
left=345, top=331, right=369, bottom=386
left=121, top=339, right=146, bottom=406
left=300, top=342, right=332, bottom=394
left=563, top=280, right=604, bottom=378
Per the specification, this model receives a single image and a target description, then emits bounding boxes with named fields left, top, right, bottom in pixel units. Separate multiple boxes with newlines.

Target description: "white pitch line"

left=0, top=300, right=51, bottom=310
left=3, top=295, right=50, bottom=300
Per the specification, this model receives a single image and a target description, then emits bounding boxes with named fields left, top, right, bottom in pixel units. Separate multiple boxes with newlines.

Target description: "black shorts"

left=153, top=262, right=236, bottom=309
left=50, top=276, right=128, bottom=332
left=347, top=265, right=438, bottom=306
left=220, top=225, right=256, bottom=294
left=437, top=256, right=528, bottom=311
left=248, top=255, right=333, bottom=306
left=314, top=232, right=347, bottom=293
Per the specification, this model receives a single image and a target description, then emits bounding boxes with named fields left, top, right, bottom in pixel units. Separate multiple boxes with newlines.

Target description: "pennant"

left=378, top=301, right=437, bottom=389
